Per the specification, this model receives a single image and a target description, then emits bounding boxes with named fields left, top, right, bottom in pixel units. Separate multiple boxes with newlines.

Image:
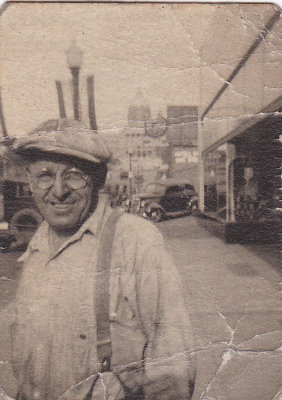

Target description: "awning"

left=202, top=95, right=282, bottom=156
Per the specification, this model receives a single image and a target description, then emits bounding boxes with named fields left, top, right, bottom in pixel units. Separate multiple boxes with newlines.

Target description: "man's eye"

left=37, top=172, right=53, bottom=181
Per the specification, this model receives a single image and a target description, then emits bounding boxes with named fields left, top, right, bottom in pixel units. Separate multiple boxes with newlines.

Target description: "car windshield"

left=144, top=183, right=166, bottom=195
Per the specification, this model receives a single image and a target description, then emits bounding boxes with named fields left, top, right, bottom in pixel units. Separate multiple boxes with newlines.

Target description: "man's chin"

left=48, top=217, right=81, bottom=234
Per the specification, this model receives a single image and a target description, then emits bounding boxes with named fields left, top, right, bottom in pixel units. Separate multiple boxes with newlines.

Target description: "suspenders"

left=95, top=210, right=122, bottom=373
left=86, top=210, right=145, bottom=400
left=83, top=211, right=122, bottom=400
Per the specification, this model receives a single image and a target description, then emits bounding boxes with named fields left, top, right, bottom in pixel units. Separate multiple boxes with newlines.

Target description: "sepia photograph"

left=0, top=2, right=281, bottom=399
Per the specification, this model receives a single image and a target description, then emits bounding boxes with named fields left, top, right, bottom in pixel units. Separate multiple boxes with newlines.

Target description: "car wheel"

left=150, top=209, right=163, bottom=222
left=10, top=208, right=43, bottom=245
left=10, top=208, right=43, bottom=232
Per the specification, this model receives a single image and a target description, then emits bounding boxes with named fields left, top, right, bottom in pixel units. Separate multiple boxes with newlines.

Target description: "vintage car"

left=0, top=180, right=43, bottom=251
left=131, top=180, right=198, bottom=222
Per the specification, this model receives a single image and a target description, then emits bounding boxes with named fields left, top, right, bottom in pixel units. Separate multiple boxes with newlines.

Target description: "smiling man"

left=10, top=119, right=195, bottom=400
left=26, top=152, right=105, bottom=254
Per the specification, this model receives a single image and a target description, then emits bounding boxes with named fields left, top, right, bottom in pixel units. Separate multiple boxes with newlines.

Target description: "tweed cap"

left=13, top=119, right=112, bottom=164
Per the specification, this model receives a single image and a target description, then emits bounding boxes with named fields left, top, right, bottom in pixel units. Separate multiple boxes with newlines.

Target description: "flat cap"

left=13, top=119, right=112, bottom=164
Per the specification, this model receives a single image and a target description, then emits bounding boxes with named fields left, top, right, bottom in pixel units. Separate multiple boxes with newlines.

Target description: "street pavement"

left=0, top=216, right=281, bottom=399
left=159, top=216, right=281, bottom=400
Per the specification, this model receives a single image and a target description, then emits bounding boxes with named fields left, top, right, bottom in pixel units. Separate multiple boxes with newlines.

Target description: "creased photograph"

left=0, top=2, right=281, bottom=399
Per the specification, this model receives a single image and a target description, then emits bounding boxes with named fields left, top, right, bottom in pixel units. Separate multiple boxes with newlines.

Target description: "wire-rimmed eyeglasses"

left=30, top=168, right=90, bottom=190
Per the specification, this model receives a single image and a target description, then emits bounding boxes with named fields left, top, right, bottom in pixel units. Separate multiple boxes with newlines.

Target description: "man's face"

left=28, top=156, right=97, bottom=234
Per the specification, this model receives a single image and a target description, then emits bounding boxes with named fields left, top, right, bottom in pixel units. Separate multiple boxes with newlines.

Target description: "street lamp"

left=66, top=40, right=83, bottom=121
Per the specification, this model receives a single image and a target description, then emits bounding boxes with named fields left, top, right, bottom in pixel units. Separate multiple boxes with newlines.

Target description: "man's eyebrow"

left=31, top=167, right=54, bottom=175
left=35, top=167, right=51, bottom=172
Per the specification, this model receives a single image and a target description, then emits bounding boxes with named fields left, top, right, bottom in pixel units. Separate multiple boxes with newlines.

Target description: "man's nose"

left=51, top=175, right=71, bottom=200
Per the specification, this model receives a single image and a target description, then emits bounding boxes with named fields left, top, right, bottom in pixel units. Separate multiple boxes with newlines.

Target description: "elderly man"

left=10, top=119, right=195, bottom=400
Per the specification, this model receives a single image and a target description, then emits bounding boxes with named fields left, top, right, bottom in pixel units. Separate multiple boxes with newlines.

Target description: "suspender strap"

left=95, top=211, right=121, bottom=373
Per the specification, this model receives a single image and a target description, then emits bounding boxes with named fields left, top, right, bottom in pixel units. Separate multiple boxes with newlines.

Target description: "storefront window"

left=204, top=146, right=227, bottom=217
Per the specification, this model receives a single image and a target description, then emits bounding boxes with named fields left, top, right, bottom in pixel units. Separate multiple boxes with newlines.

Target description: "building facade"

left=198, top=7, right=281, bottom=236
left=104, top=92, right=199, bottom=196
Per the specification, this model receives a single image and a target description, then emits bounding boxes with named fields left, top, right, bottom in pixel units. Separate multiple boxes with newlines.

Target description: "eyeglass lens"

left=34, top=169, right=88, bottom=190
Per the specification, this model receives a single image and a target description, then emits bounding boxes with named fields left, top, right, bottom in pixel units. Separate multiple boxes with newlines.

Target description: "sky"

left=0, top=2, right=279, bottom=138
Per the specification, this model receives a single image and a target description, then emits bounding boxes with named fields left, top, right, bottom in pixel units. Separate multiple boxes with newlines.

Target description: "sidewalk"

left=160, top=216, right=281, bottom=400
left=196, top=214, right=280, bottom=271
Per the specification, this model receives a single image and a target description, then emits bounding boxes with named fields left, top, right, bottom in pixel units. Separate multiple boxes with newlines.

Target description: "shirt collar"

left=18, top=193, right=110, bottom=262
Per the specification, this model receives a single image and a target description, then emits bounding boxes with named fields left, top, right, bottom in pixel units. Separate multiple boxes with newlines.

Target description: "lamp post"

left=66, top=41, right=83, bottom=121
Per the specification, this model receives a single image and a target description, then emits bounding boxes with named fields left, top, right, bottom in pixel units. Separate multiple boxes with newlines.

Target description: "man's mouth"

left=50, top=201, right=75, bottom=210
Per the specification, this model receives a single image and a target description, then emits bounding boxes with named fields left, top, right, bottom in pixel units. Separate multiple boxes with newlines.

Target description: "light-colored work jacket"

left=12, top=196, right=195, bottom=399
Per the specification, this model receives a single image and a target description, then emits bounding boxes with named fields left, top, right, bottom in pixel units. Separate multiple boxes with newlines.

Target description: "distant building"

left=104, top=93, right=199, bottom=193
left=128, top=90, right=151, bottom=128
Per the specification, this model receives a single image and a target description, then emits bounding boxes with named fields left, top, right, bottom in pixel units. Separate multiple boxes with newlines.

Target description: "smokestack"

left=87, top=75, right=98, bottom=131
left=55, top=80, right=67, bottom=119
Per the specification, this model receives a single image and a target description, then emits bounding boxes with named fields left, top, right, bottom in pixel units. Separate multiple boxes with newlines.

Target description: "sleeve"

left=135, top=229, right=196, bottom=399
